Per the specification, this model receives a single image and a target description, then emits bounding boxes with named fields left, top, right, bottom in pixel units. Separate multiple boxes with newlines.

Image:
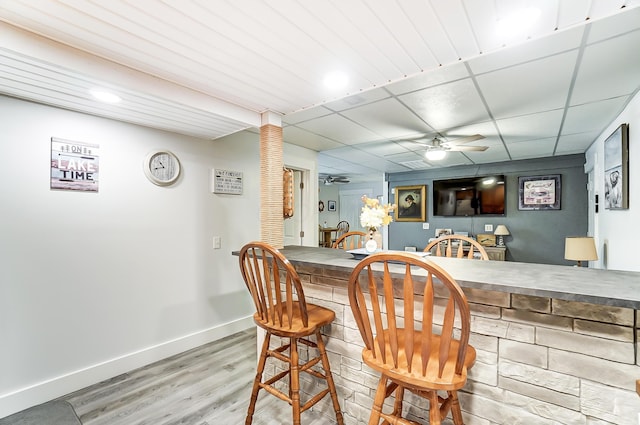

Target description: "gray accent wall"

left=387, top=154, right=588, bottom=265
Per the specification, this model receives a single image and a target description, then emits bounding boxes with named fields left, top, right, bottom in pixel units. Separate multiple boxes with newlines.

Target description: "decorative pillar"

left=260, top=111, right=283, bottom=248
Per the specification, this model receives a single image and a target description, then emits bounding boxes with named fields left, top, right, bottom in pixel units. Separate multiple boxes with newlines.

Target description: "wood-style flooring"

left=61, top=328, right=337, bottom=425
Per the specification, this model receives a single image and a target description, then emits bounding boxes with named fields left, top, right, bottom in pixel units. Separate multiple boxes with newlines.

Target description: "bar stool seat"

left=239, top=241, right=344, bottom=425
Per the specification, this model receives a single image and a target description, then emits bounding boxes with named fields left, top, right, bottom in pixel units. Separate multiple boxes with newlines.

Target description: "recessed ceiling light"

left=496, top=7, right=541, bottom=36
left=323, top=71, right=348, bottom=90
left=90, top=88, right=121, bottom=104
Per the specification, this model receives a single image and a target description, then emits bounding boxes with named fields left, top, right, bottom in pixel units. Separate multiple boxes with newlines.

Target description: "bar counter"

left=241, top=246, right=640, bottom=424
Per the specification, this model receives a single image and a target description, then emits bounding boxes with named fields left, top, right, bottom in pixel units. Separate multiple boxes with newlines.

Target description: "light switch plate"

left=422, top=223, right=429, bottom=230
left=213, top=236, right=221, bottom=249
left=484, top=224, right=493, bottom=232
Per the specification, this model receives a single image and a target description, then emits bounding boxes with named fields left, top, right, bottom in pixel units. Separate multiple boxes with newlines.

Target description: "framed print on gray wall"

left=518, top=175, right=561, bottom=210
left=604, top=123, right=629, bottom=210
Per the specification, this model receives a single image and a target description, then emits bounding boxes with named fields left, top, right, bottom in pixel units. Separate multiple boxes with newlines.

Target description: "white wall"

left=0, top=96, right=269, bottom=416
left=586, top=90, right=640, bottom=271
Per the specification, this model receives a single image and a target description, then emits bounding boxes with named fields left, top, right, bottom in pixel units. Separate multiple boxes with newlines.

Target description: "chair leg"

left=427, top=390, right=442, bottom=425
left=245, top=332, right=271, bottom=425
left=315, top=329, right=344, bottom=424
left=369, top=375, right=389, bottom=425
left=448, top=390, right=464, bottom=425
left=391, top=385, right=404, bottom=419
left=290, top=337, right=301, bottom=425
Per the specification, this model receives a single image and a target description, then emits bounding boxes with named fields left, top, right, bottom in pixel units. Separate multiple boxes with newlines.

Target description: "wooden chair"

left=332, top=220, right=350, bottom=245
left=238, top=242, right=344, bottom=425
left=348, top=251, right=476, bottom=425
left=332, top=231, right=367, bottom=250
left=424, top=234, right=489, bottom=260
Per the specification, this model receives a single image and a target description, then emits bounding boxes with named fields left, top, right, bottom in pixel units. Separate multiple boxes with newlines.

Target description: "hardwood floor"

left=62, top=328, right=337, bottom=425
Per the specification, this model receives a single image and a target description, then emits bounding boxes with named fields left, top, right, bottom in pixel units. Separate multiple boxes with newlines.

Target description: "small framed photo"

left=518, top=175, right=561, bottom=210
left=394, top=185, right=426, bottom=222
left=327, top=200, right=337, bottom=212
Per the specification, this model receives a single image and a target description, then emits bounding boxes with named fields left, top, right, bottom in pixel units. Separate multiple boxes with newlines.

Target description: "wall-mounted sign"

left=211, top=169, right=243, bottom=194
left=51, top=137, right=99, bottom=192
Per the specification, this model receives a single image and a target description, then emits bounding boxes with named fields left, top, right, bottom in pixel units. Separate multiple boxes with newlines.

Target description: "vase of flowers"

left=360, top=195, right=396, bottom=252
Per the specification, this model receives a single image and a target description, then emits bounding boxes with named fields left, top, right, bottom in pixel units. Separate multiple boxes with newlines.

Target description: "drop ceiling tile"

left=398, top=78, right=490, bottom=130
left=555, top=130, right=600, bottom=155
left=508, top=137, right=557, bottom=159
left=322, top=90, right=392, bottom=112
left=496, top=110, right=564, bottom=143
left=354, top=140, right=411, bottom=157
left=562, top=97, right=628, bottom=135
left=588, top=6, right=640, bottom=42
left=341, top=97, right=433, bottom=139
left=385, top=62, right=470, bottom=95
left=283, top=126, right=344, bottom=151
left=477, top=51, right=577, bottom=119
left=283, top=106, right=333, bottom=125
left=468, top=26, right=584, bottom=74
left=295, top=113, right=382, bottom=145
left=571, top=30, right=640, bottom=105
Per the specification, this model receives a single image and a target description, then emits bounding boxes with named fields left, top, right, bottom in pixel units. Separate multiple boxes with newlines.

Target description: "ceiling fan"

left=410, top=134, right=489, bottom=160
left=321, top=174, right=350, bottom=185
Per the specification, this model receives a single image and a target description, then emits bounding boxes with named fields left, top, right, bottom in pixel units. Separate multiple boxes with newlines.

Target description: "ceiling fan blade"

left=449, top=145, right=489, bottom=152
left=445, top=134, right=486, bottom=146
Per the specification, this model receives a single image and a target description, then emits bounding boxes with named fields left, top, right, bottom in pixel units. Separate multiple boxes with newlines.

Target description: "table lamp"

left=564, top=237, right=598, bottom=267
left=494, top=225, right=510, bottom=246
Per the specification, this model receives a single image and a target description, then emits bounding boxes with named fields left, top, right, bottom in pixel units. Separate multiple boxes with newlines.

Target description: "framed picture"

left=327, top=200, right=337, bottom=211
left=604, top=123, right=629, bottom=209
left=394, top=185, right=426, bottom=222
left=518, top=175, right=561, bottom=210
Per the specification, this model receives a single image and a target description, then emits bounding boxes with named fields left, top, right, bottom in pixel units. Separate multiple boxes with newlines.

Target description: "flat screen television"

left=433, top=175, right=506, bottom=216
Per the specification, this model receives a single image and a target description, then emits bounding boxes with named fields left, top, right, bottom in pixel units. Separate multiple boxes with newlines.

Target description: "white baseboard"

left=0, top=316, right=254, bottom=419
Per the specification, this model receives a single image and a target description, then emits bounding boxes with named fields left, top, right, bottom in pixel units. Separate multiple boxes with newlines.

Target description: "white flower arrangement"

left=359, top=195, right=396, bottom=231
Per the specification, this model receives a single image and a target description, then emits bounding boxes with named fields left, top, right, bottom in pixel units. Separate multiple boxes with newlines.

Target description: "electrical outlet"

left=484, top=224, right=493, bottom=232
left=422, top=223, right=429, bottom=230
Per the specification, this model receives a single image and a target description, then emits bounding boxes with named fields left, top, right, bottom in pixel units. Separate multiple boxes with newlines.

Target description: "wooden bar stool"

left=348, top=251, right=476, bottom=425
left=331, top=231, right=367, bottom=250
left=425, top=234, right=489, bottom=260
left=239, top=242, right=344, bottom=425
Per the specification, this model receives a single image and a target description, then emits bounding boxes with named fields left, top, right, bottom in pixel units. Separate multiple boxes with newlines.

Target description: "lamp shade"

left=494, top=225, right=510, bottom=236
left=564, top=237, right=598, bottom=261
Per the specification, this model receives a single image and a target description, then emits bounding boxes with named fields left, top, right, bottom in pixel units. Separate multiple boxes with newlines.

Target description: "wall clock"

left=144, top=150, right=181, bottom=186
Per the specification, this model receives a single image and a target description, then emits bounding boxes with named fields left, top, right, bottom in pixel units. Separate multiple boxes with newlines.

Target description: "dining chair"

left=424, top=234, right=489, bottom=260
left=238, top=242, right=344, bottom=425
left=331, top=231, right=367, bottom=250
left=331, top=220, right=350, bottom=246
left=348, top=251, right=476, bottom=425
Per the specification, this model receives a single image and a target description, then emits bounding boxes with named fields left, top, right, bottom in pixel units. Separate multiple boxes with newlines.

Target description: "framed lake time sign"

left=50, top=137, right=99, bottom=192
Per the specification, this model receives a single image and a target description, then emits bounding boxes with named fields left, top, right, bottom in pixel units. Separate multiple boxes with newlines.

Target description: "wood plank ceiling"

left=0, top=0, right=639, bottom=181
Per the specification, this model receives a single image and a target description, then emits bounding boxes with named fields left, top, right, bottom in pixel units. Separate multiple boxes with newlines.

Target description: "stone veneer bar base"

left=260, top=247, right=640, bottom=425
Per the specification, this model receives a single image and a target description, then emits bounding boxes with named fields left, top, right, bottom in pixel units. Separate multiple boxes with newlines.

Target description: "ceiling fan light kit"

left=425, top=149, right=447, bottom=161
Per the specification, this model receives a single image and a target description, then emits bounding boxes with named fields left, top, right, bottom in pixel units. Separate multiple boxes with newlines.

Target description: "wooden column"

left=260, top=112, right=283, bottom=248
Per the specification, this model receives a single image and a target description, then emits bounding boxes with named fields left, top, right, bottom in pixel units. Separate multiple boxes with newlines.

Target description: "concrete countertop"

left=265, top=246, right=640, bottom=310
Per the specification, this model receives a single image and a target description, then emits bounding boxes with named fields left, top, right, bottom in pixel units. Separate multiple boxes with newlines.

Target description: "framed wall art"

left=394, top=185, right=426, bottom=222
left=518, top=174, right=561, bottom=210
left=328, top=200, right=337, bottom=212
left=604, top=123, right=629, bottom=209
